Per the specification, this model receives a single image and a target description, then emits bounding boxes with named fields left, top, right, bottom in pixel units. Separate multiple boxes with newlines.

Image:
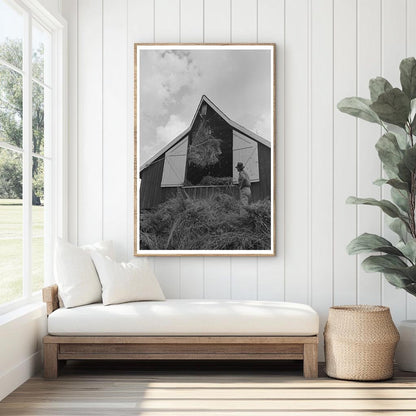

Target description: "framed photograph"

left=134, top=44, right=275, bottom=256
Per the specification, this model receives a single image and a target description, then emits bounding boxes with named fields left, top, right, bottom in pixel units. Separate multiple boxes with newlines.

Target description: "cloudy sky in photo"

left=139, top=48, right=272, bottom=164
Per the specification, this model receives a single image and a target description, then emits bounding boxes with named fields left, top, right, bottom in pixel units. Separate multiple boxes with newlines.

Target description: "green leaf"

left=369, top=77, right=393, bottom=102
left=375, top=132, right=404, bottom=173
left=373, top=177, right=410, bottom=192
left=398, top=161, right=412, bottom=184
left=400, top=57, right=416, bottom=100
left=402, top=265, right=416, bottom=282
left=361, top=255, right=415, bottom=288
left=391, top=187, right=409, bottom=213
left=386, top=178, right=410, bottom=191
left=411, top=99, right=416, bottom=133
left=370, top=88, right=410, bottom=128
left=347, top=233, right=403, bottom=256
left=404, top=282, right=416, bottom=296
left=384, top=166, right=399, bottom=180
left=373, top=177, right=409, bottom=191
left=389, top=217, right=409, bottom=241
left=373, top=178, right=388, bottom=186
left=346, top=196, right=406, bottom=219
left=362, top=254, right=408, bottom=272
left=397, top=240, right=416, bottom=263
left=410, top=98, right=416, bottom=125
left=337, top=97, right=382, bottom=125
left=403, top=146, right=416, bottom=171
left=383, top=272, right=412, bottom=288
left=394, top=130, right=410, bottom=150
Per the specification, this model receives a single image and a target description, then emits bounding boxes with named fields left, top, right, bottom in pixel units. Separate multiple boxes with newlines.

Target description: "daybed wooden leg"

left=303, top=343, right=318, bottom=379
left=44, top=343, right=59, bottom=379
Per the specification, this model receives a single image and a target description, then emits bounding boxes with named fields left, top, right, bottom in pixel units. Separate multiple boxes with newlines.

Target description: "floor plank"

left=1, top=361, right=416, bottom=415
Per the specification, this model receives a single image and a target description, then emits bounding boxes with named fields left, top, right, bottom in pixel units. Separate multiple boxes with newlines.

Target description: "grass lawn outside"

left=0, top=199, right=44, bottom=305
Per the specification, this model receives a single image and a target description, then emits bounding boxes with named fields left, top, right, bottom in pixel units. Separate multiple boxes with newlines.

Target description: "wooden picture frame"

left=134, top=44, right=276, bottom=256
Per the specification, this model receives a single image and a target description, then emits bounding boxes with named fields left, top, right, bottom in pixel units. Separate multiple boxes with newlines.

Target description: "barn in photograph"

left=139, top=96, right=272, bottom=210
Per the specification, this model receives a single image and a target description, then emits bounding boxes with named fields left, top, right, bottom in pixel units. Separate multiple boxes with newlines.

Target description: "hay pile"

left=140, top=194, right=271, bottom=250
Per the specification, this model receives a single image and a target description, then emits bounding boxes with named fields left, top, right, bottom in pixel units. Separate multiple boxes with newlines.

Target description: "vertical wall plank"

left=407, top=0, right=416, bottom=56
left=202, top=0, right=232, bottom=299
left=407, top=0, right=416, bottom=319
left=154, top=258, right=181, bottom=298
left=205, top=257, right=231, bottom=298
left=180, top=258, right=204, bottom=298
left=127, top=0, right=154, bottom=58
left=204, top=0, right=231, bottom=42
left=180, top=0, right=203, bottom=42
left=61, top=0, right=77, bottom=245
left=77, top=0, right=103, bottom=245
left=231, top=0, right=256, bottom=42
left=310, top=0, right=333, bottom=359
left=333, top=0, right=357, bottom=305
left=257, top=0, right=285, bottom=301
left=229, top=0, right=258, bottom=300
left=284, top=0, right=309, bottom=304
left=103, top=0, right=128, bottom=260
left=179, top=0, right=205, bottom=298
left=356, top=0, right=382, bottom=305
left=381, top=0, right=407, bottom=323
left=155, top=0, right=180, bottom=42
left=231, top=258, right=258, bottom=299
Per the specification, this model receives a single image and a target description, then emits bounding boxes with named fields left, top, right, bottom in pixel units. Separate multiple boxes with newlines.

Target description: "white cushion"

left=47, top=299, right=319, bottom=336
left=81, top=240, right=115, bottom=259
left=54, top=239, right=114, bottom=308
left=91, top=253, right=165, bottom=306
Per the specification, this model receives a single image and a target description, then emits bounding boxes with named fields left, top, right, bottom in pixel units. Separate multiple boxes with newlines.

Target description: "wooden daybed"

left=42, top=285, right=319, bottom=379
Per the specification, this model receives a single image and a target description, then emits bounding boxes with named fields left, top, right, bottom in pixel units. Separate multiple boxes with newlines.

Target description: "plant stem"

left=409, top=123, right=416, bottom=238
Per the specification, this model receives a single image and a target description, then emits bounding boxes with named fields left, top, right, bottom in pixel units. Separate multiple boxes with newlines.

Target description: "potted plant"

left=338, top=57, right=416, bottom=372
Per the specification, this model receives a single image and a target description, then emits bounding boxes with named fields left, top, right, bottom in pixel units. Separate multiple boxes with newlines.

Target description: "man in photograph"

left=236, top=162, right=251, bottom=206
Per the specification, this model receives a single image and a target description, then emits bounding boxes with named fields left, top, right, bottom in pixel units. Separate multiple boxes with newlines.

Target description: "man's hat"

left=235, top=162, right=244, bottom=170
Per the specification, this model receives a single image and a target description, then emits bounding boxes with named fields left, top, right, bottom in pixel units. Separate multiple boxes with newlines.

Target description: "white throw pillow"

left=55, top=239, right=114, bottom=308
left=81, top=240, right=115, bottom=259
left=90, top=253, right=165, bottom=306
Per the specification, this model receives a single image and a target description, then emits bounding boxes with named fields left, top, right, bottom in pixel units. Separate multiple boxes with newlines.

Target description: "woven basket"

left=324, top=305, right=399, bottom=381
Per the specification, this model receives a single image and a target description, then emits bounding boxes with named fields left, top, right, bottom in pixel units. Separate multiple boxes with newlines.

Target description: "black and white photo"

left=134, top=44, right=275, bottom=256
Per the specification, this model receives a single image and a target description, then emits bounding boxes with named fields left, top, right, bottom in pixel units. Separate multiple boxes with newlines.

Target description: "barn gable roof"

left=140, top=95, right=271, bottom=172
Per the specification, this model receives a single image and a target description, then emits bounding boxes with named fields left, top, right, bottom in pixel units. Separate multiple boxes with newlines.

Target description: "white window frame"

left=0, top=0, right=67, bottom=315
left=232, top=130, right=260, bottom=184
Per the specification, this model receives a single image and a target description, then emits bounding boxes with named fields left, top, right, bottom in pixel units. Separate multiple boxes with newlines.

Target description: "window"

left=0, top=0, right=65, bottom=311
left=161, top=137, right=189, bottom=187
left=232, top=131, right=259, bottom=184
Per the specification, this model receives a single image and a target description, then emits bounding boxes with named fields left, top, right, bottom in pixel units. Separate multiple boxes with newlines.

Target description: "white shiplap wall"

left=61, top=0, right=416, bottom=356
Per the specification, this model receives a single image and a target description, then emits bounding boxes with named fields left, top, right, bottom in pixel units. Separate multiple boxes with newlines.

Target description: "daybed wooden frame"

left=42, top=285, right=319, bottom=379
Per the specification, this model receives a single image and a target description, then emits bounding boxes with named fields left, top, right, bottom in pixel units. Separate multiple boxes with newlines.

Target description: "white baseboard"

left=0, top=350, right=42, bottom=401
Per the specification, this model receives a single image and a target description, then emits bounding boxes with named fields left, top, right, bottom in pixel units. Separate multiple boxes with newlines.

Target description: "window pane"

left=32, top=20, right=51, bottom=85
left=0, top=0, right=24, bottom=70
left=0, top=147, right=23, bottom=305
left=0, top=65, right=23, bottom=148
left=32, top=156, right=43, bottom=293
left=32, top=81, right=46, bottom=155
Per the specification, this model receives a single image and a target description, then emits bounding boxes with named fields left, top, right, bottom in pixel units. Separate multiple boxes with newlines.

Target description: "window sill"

left=0, top=297, right=45, bottom=326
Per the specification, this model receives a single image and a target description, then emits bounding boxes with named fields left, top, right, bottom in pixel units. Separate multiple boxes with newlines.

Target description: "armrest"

left=42, top=284, right=59, bottom=316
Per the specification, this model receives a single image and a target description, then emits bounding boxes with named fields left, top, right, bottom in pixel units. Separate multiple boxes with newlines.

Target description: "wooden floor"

left=1, top=360, right=416, bottom=415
